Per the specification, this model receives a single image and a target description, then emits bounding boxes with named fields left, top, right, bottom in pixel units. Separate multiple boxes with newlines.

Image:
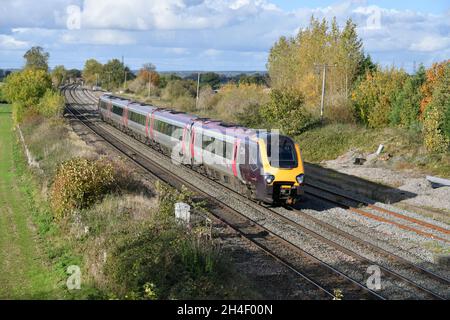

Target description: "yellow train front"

left=237, top=132, right=305, bottom=205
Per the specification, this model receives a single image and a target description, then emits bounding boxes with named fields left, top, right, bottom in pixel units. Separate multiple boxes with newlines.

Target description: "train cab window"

left=265, top=135, right=298, bottom=169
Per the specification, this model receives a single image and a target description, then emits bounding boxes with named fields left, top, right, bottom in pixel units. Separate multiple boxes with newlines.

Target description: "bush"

left=0, top=83, right=6, bottom=103
left=352, top=68, right=407, bottom=128
left=215, top=83, right=268, bottom=123
left=50, top=158, right=115, bottom=218
left=173, top=95, right=196, bottom=112
left=104, top=223, right=236, bottom=299
left=260, top=89, right=312, bottom=135
left=37, top=89, right=65, bottom=118
left=3, top=69, right=52, bottom=107
left=423, top=106, right=449, bottom=153
left=162, top=80, right=196, bottom=101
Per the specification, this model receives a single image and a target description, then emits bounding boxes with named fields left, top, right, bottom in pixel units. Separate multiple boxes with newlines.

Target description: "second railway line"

left=64, top=85, right=449, bottom=300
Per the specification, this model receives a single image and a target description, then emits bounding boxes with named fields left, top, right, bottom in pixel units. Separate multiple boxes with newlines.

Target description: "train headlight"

left=264, top=174, right=275, bottom=185
left=296, top=174, right=305, bottom=185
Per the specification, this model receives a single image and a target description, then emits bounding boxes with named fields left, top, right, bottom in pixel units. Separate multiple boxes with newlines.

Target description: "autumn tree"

left=267, top=16, right=367, bottom=119
left=83, top=59, right=103, bottom=86
left=420, top=60, right=450, bottom=116
left=138, top=63, right=160, bottom=88
left=351, top=67, right=407, bottom=128
left=51, top=65, right=68, bottom=87
left=423, top=62, right=450, bottom=152
left=24, top=46, right=49, bottom=71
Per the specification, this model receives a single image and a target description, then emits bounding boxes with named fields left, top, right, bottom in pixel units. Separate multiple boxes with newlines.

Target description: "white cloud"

left=410, top=35, right=450, bottom=52
left=0, top=34, right=28, bottom=49
left=61, top=29, right=136, bottom=45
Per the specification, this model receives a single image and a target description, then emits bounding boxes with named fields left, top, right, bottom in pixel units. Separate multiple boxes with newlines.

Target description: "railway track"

left=63, top=85, right=385, bottom=300
left=304, top=182, right=450, bottom=243
left=64, top=85, right=449, bottom=300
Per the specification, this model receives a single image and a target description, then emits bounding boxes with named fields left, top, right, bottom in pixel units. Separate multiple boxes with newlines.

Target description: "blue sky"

left=274, top=0, right=450, bottom=14
left=0, top=0, right=449, bottom=72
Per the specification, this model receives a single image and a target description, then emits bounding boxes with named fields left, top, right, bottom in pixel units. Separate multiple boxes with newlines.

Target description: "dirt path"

left=0, top=105, right=62, bottom=299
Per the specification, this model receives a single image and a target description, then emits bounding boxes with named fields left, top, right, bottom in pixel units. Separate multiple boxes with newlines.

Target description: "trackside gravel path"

left=0, top=105, right=61, bottom=299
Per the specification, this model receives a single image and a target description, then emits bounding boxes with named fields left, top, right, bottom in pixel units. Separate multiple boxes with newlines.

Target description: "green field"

left=0, top=104, right=62, bottom=299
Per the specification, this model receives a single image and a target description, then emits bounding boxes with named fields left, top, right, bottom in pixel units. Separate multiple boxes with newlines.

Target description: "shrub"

left=162, top=80, right=196, bottom=101
left=215, top=83, right=268, bottom=123
left=37, top=89, right=65, bottom=118
left=104, top=223, right=235, bottom=299
left=197, top=85, right=218, bottom=111
left=50, top=158, right=115, bottom=218
left=422, top=62, right=450, bottom=152
left=352, top=68, right=407, bottom=128
left=389, top=77, right=422, bottom=129
left=3, top=69, right=52, bottom=107
left=260, top=89, right=312, bottom=135
left=423, top=106, right=449, bottom=153
left=173, top=95, right=196, bottom=112
left=0, top=84, right=6, bottom=103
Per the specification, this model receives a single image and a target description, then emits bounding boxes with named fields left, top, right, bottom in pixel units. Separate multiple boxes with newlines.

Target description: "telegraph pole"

left=314, top=63, right=337, bottom=121
left=195, top=72, right=201, bottom=110
left=124, top=70, right=128, bottom=91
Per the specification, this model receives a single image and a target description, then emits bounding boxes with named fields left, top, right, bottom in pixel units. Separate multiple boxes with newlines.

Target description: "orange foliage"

left=137, top=69, right=160, bottom=87
left=420, top=60, right=449, bottom=115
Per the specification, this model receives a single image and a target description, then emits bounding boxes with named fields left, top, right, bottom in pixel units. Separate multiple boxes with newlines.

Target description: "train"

left=98, top=94, right=305, bottom=205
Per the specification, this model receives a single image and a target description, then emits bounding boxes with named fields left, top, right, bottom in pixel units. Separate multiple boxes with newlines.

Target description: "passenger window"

left=202, top=135, right=215, bottom=153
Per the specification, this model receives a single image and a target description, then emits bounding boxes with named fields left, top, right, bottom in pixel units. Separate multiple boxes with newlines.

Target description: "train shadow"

left=303, top=162, right=418, bottom=206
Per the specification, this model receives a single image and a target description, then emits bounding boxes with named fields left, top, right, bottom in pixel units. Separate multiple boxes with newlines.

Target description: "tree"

left=101, top=59, right=130, bottom=90
left=3, top=68, right=52, bottom=123
left=138, top=63, right=160, bottom=88
left=267, top=16, right=367, bottom=118
left=83, top=59, right=103, bottom=86
left=51, top=65, right=68, bottom=87
left=351, top=67, right=407, bottom=128
left=3, top=69, right=52, bottom=107
left=420, top=60, right=449, bottom=116
left=67, top=69, right=82, bottom=81
left=24, top=46, right=49, bottom=71
left=423, top=62, right=450, bottom=152
left=260, top=89, right=311, bottom=136
left=389, top=66, right=426, bottom=129
left=199, top=72, right=221, bottom=89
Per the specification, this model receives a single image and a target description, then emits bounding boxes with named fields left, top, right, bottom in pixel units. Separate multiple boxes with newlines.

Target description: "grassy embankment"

left=3, top=101, right=257, bottom=299
left=0, top=104, right=64, bottom=299
left=296, top=123, right=450, bottom=178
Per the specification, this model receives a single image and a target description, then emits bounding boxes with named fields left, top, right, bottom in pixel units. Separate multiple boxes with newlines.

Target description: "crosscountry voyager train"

left=98, top=94, right=305, bottom=205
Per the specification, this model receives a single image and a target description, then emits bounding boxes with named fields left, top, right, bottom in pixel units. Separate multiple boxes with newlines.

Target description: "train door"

left=181, top=122, right=193, bottom=165
left=122, top=106, right=129, bottom=127
left=107, top=101, right=112, bottom=119
left=239, top=141, right=260, bottom=183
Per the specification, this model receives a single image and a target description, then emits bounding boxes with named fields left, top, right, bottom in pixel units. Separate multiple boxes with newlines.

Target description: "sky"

left=0, top=0, right=449, bottom=72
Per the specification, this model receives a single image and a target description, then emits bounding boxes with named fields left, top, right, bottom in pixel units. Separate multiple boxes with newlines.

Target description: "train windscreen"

left=264, top=134, right=298, bottom=169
